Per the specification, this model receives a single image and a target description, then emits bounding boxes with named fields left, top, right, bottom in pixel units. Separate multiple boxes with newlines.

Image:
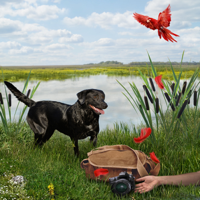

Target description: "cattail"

left=176, top=92, right=181, bottom=106
left=177, top=99, right=188, bottom=118
left=187, top=90, right=192, bottom=104
left=194, top=91, right=197, bottom=106
left=171, top=83, right=177, bottom=100
left=156, top=97, right=159, bottom=113
left=149, top=78, right=155, bottom=92
left=164, top=92, right=170, bottom=102
left=144, top=96, right=149, bottom=110
left=0, top=93, right=3, bottom=104
left=8, top=94, right=11, bottom=107
left=27, top=89, right=31, bottom=98
left=181, top=81, right=187, bottom=95
left=164, top=92, right=175, bottom=111
left=170, top=83, right=175, bottom=94
left=143, top=85, right=153, bottom=103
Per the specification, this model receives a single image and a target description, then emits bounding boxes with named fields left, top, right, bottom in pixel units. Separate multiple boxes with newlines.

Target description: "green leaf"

left=146, top=50, right=157, bottom=78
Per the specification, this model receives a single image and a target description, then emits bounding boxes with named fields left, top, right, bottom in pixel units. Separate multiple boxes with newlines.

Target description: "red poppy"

left=94, top=168, right=109, bottom=177
left=133, top=128, right=151, bottom=143
left=155, top=75, right=164, bottom=89
left=149, top=152, right=160, bottom=163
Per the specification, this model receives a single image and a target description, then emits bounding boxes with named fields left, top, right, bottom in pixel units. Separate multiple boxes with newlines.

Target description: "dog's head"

left=77, top=89, right=108, bottom=115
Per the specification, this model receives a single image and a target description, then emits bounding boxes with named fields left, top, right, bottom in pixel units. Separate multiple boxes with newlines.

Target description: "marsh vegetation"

left=1, top=63, right=200, bottom=82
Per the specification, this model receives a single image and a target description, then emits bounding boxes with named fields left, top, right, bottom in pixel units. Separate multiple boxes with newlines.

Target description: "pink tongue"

left=95, top=107, right=104, bottom=114
left=90, top=105, right=104, bottom=114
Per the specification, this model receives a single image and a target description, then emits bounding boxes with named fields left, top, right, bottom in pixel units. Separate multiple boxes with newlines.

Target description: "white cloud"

left=9, top=46, right=34, bottom=54
left=145, top=0, right=200, bottom=15
left=27, top=35, right=53, bottom=44
left=0, top=0, right=66, bottom=20
left=175, top=27, right=200, bottom=48
left=0, top=18, right=50, bottom=44
left=118, top=32, right=134, bottom=36
left=59, top=34, right=83, bottom=43
left=26, top=29, right=72, bottom=45
left=93, top=38, right=115, bottom=46
left=45, top=43, right=72, bottom=50
left=52, top=0, right=60, bottom=3
left=26, top=29, right=83, bottom=45
left=0, top=18, right=21, bottom=34
left=0, top=18, right=83, bottom=45
left=0, top=41, right=21, bottom=49
left=9, top=5, right=66, bottom=20
left=0, top=18, right=48, bottom=36
left=63, top=11, right=137, bottom=29
left=38, top=29, right=72, bottom=37
left=0, top=0, right=24, bottom=5
left=40, top=0, right=49, bottom=3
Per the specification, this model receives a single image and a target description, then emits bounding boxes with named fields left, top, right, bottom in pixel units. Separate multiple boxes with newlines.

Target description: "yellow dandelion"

left=48, top=183, right=55, bottom=195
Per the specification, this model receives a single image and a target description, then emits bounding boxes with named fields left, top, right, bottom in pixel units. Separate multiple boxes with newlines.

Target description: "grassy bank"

left=0, top=107, right=200, bottom=200
left=1, top=64, right=200, bottom=82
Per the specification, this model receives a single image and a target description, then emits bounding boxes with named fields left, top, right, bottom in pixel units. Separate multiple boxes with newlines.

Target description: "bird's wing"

left=133, top=13, right=157, bottom=30
left=158, top=4, right=171, bottom=27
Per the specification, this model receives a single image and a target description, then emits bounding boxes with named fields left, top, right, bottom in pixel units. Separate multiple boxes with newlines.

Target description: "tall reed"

left=0, top=69, right=40, bottom=135
left=117, top=51, right=200, bottom=146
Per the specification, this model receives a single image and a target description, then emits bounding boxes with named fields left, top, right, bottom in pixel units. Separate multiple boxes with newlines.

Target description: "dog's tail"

left=4, top=81, right=35, bottom=107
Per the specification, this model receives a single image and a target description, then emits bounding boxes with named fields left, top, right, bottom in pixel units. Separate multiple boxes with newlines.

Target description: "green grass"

left=0, top=107, right=200, bottom=200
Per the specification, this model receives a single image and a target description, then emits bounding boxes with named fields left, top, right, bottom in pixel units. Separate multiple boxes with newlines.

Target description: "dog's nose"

left=104, top=103, right=108, bottom=109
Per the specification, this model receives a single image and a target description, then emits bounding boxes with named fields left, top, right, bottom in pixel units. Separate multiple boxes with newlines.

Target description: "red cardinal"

left=133, top=4, right=179, bottom=42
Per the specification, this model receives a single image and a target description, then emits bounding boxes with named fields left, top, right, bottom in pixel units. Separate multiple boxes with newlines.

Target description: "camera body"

left=109, top=171, right=135, bottom=196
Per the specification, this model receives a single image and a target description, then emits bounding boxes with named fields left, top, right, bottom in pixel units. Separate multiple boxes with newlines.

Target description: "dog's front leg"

left=74, top=139, right=79, bottom=157
left=90, top=135, right=97, bottom=147
left=70, top=137, right=79, bottom=156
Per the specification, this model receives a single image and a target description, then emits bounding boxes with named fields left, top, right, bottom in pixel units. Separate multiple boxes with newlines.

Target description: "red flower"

left=149, top=152, right=160, bottom=163
left=134, top=128, right=151, bottom=143
left=94, top=168, right=109, bottom=177
left=155, top=75, right=164, bottom=89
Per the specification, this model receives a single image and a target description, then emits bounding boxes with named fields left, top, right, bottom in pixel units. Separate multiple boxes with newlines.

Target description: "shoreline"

left=1, top=63, right=200, bottom=70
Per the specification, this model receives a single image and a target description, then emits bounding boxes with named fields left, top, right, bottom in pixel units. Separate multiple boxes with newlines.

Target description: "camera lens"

left=111, top=179, right=132, bottom=196
left=116, top=182, right=128, bottom=193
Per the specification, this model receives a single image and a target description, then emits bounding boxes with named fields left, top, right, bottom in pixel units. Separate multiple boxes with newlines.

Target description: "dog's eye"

left=94, top=95, right=98, bottom=99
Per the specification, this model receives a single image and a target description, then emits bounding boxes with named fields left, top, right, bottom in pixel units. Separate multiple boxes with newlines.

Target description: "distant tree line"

left=85, top=61, right=200, bottom=65
left=86, top=61, right=123, bottom=65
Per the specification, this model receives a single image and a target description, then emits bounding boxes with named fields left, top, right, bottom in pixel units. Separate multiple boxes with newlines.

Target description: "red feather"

left=94, top=168, right=109, bottom=177
left=149, top=152, right=160, bottom=163
left=133, top=4, right=179, bottom=42
left=158, top=4, right=171, bottom=27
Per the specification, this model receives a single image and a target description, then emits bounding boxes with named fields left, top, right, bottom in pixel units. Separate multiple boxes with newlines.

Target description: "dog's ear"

left=77, top=90, right=87, bottom=104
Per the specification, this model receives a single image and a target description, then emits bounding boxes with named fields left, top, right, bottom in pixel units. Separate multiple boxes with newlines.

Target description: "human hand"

left=134, top=175, right=160, bottom=193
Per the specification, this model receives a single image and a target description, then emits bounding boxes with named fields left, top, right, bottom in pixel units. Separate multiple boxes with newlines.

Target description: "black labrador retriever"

left=4, top=81, right=108, bottom=156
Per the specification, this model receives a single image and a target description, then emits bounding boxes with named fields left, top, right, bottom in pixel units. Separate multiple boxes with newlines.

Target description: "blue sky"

left=0, top=0, right=200, bottom=66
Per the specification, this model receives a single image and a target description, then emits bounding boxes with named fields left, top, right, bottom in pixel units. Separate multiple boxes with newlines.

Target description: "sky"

left=0, top=0, right=200, bottom=66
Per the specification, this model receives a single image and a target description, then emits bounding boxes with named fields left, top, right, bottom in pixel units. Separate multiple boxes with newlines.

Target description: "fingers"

left=134, top=184, right=150, bottom=194
left=135, top=177, right=145, bottom=182
left=134, top=186, right=149, bottom=193
left=134, top=180, right=158, bottom=194
left=135, top=182, right=145, bottom=191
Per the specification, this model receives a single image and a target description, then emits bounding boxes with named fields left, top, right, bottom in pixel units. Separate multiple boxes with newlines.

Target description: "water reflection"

left=0, top=75, right=199, bottom=131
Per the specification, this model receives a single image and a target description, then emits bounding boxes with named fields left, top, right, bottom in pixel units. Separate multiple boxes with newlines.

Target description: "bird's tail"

left=158, top=27, right=179, bottom=42
left=4, top=81, right=35, bottom=107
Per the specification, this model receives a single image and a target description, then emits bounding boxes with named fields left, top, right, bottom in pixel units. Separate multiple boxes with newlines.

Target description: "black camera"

left=109, top=171, right=135, bottom=196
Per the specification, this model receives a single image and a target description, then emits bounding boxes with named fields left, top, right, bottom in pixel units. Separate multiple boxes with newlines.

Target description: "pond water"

left=0, top=75, right=199, bottom=131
